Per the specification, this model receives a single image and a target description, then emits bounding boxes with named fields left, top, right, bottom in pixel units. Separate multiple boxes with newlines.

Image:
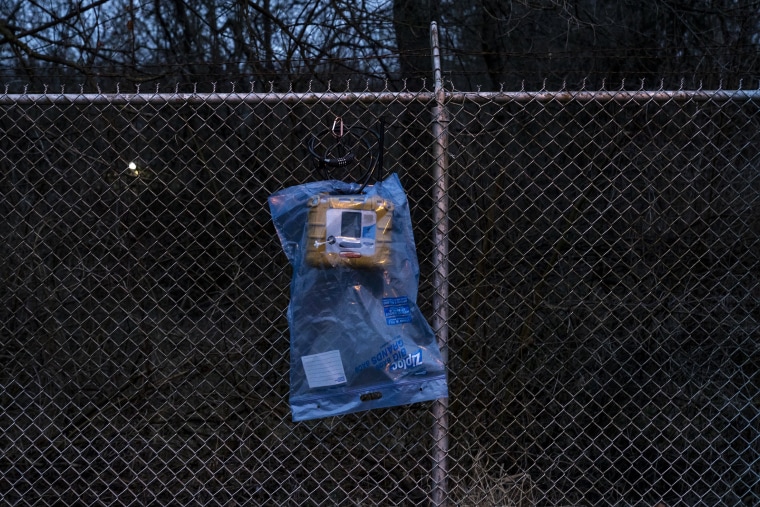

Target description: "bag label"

left=382, top=296, right=413, bottom=325
left=301, top=350, right=347, bottom=388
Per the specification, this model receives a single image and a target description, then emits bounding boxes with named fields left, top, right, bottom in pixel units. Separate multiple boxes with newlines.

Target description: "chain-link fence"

left=1, top=82, right=758, bottom=506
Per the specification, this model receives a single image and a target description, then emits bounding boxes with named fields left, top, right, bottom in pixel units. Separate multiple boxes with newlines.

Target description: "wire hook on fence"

left=306, top=118, right=383, bottom=193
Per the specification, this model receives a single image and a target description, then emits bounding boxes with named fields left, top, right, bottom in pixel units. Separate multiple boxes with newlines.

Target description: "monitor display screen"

left=341, top=211, right=362, bottom=239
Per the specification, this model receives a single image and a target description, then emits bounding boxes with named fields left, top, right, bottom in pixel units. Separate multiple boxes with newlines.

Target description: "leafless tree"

left=0, top=0, right=758, bottom=90
left=0, top=0, right=398, bottom=90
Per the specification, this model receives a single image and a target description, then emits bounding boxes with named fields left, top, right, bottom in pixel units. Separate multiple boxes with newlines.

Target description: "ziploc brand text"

left=355, top=338, right=423, bottom=373
left=389, top=349, right=423, bottom=371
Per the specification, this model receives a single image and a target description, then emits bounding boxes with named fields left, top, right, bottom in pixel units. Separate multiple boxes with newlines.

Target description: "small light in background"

left=127, top=161, right=139, bottom=177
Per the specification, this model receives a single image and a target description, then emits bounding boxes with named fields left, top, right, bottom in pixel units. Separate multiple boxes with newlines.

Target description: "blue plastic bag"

left=268, top=174, right=448, bottom=421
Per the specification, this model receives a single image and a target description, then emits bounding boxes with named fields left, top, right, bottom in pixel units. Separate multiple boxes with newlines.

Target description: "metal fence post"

left=430, top=20, right=450, bottom=507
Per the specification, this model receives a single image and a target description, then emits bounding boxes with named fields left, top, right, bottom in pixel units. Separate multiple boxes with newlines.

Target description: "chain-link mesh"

left=445, top=91, right=760, bottom=506
left=1, top=86, right=758, bottom=506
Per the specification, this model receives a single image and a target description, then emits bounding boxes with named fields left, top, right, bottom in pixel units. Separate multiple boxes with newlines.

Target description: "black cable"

left=306, top=125, right=381, bottom=194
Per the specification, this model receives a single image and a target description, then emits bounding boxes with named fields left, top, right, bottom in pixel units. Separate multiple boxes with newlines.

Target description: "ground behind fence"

left=0, top=85, right=758, bottom=506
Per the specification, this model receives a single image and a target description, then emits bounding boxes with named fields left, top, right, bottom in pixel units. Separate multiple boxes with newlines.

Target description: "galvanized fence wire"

left=0, top=85, right=758, bottom=506
left=444, top=90, right=760, bottom=506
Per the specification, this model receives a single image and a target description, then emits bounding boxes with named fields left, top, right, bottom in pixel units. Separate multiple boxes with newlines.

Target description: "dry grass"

left=453, top=450, right=535, bottom=507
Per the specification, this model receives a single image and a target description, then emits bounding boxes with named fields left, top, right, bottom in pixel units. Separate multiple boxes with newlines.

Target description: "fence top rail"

left=1, top=88, right=759, bottom=106
left=444, top=89, right=760, bottom=103
left=0, top=91, right=435, bottom=106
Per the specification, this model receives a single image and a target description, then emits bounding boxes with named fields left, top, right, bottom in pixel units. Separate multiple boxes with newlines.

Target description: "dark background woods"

left=2, top=0, right=760, bottom=91
left=1, top=2, right=759, bottom=505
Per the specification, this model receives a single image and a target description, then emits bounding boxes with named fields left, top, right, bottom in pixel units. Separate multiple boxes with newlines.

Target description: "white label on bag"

left=301, top=350, right=347, bottom=388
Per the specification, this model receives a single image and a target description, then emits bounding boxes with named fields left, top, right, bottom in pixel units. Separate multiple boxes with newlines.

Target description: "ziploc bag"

left=268, top=173, right=448, bottom=421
